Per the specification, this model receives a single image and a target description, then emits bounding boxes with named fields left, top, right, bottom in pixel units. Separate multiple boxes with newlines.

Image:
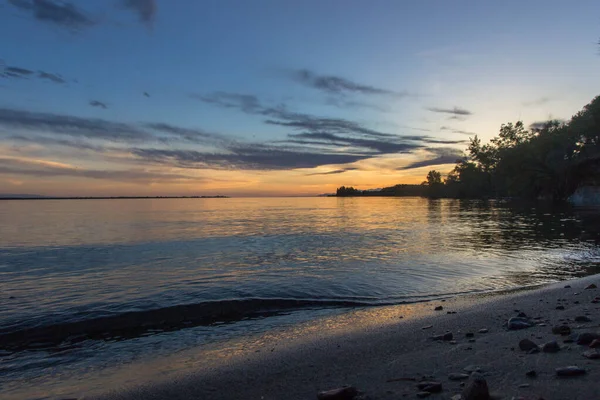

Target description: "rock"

left=432, top=332, right=453, bottom=341
left=463, top=365, right=482, bottom=373
left=518, top=384, right=530, bottom=388
left=575, top=316, right=592, bottom=322
left=416, top=381, right=442, bottom=393
left=527, top=347, right=540, bottom=354
left=449, top=373, right=470, bottom=381
left=564, top=285, right=571, bottom=288
left=583, top=350, right=600, bottom=359
left=577, top=332, right=600, bottom=345
left=519, top=339, right=538, bottom=351
left=552, top=325, right=571, bottom=335
left=465, top=332, right=474, bottom=338
left=422, top=325, right=433, bottom=330
left=317, top=386, right=359, bottom=400
left=451, top=395, right=463, bottom=400
left=525, top=370, right=537, bottom=378
left=507, top=317, right=533, bottom=330
left=542, top=341, right=560, bottom=353
left=556, top=305, right=565, bottom=310
left=461, top=372, right=490, bottom=400
left=589, top=339, right=600, bottom=348
left=517, top=312, right=527, bottom=318
left=478, top=328, right=488, bottom=334
left=435, top=306, right=444, bottom=311
left=416, top=392, right=431, bottom=398
left=585, top=283, right=597, bottom=289
left=555, top=366, right=586, bottom=377
left=468, top=339, right=476, bottom=343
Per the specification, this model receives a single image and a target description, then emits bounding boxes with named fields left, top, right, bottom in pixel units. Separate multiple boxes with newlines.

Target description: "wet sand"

left=95, top=274, right=600, bottom=400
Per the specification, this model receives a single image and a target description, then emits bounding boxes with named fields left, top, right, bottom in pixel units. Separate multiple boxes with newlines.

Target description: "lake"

left=1, top=197, right=599, bottom=398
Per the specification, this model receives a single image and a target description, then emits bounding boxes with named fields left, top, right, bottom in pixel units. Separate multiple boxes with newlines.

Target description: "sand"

left=96, top=275, right=600, bottom=400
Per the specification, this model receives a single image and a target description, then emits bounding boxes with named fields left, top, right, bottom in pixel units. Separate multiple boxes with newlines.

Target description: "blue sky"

left=0, top=0, right=599, bottom=196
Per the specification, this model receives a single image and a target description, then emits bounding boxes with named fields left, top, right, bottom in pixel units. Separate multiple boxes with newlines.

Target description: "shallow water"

left=1, top=197, right=599, bottom=397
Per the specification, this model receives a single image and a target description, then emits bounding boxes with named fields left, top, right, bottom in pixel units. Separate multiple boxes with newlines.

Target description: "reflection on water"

left=0, top=197, right=599, bottom=397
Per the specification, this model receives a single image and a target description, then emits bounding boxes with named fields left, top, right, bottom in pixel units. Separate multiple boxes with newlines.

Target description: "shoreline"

left=90, top=273, right=600, bottom=400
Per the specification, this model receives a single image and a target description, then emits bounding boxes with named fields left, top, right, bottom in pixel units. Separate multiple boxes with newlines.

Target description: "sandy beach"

left=93, top=274, right=600, bottom=400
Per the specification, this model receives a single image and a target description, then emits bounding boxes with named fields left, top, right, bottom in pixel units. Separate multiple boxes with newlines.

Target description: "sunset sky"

left=1, top=0, right=599, bottom=197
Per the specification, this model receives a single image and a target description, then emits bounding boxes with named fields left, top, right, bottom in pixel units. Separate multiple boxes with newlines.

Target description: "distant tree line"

left=337, top=95, right=600, bottom=201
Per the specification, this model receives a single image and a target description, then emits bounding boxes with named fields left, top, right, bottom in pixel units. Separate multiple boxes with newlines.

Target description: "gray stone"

left=416, top=381, right=442, bottom=393
left=432, top=332, right=453, bottom=341
left=416, top=392, right=430, bottom=398
left=435, top=306, right=443, bottom=311
left=555, top=366, right=586, bottom=377
left=556, top=305, right=565, bottom=310
left=317, top=386, right=359, bottom=400
left=478, top=328, right=488, bottom=334
left=589, top=339, right=600, bottom=348
left=582, top=350, right=600, bottom=359
left=465, top=332, right=474, bottom=338
left=463, top=365, right=482, bottom=373
left=577, top=332, right=600, bottom=345
left=585, top=283, right=597, bottom=289
left=461, top=372, right=490, bottom=400
left=519, top=339, right=538, bottom=351
left=448, top=373, right=470, bottom=381
left=518, top=384, right=530, bottom=388
left=575, top=316, right=592, bottom=322
left=507, top=317, right=533, bottom=330
left=551, top=325, right=571, bottom=335
left=525, top=370, right=537, bottom=378
left=542, top=341, right=560, bottom=353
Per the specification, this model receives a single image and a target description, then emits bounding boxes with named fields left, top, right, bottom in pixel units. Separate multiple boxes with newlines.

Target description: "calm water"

left=1, top=197, right=600, bottom=397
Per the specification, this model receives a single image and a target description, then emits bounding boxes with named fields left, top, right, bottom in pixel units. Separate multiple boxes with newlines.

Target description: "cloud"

left=523, top=97, right=552, bottom=107
left=131, top=147, right=370, bottom=171
left=8, top=0, right=93, bottom=31
left=399, top=148, right=464, bottom=170
left=287, top=132, right=421, bottom=154
left=288, top=69, right=407, bottom=97
left=120, top=0, right=157, bottom=27
left=89, top=100, right=108, bottom=109
left=5, top=66, right=34, bottom=76
left=7, top=135, right=109, bottom=152
left=528, top=120, right=564, bottom=131
left=452, top=130, right=477, bottom=136
left=427, top=106, right=473, bottom=116
left=325, top=97, right=389, bottom=112
left=0, top=156, right=200, bottom=183
left=38, top=71, right=66, bottom=84
left=145, top=122, right=228, bottom=144
left=305, top=168, right=359, bottom=176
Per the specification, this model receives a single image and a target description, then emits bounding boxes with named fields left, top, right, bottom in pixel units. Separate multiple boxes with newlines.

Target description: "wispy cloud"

left=7, top=0, right=93, bottom=31
left=427, top=106, right=473, bottom=116
left=288, top=68, right=408, bottom=97
left=38, top=71, right=66, bottom=84
left=120, top=0, right=157, bottom=27
left=399, top=148, right=464, bottom=170
left=89, top=100, right=108, bottom=109
left=523, top=97, right=552, bottom=107
left=1, top=62, right=68, bottom=84
left=305, top=168, right=359, bottom=176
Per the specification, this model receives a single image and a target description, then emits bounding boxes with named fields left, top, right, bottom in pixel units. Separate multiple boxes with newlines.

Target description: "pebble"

left=451, top=395, right=463, bottom=400
left=555, top=366, right=586, bottom=377
left=555, top=305, right=565, bottom=310
left=317, top=386, right=359, bottom=400
left=542, top=341, right=560, bottom=353
left=432, top=332, right=453, bottom=341
left=508, top=317, right=533, bottom=330
left=478, top=328, right=488, bottom=334
left=582, top=350, right=600, bottom=359
left=416, top=381, right=442, bottom=393
left=435, top=306, right=443, bottom=311
left=525, top=370, right=537, bottom=378
left=585, top=283, right=597, bottom=289
left=461, top=372, right=490, bottom=400
left=417, top=392, right=431, bottom=398
left=448, top=373, right=470, bottom=381
left=517, top=384, right=530, bottom=388
left=517, top=312, right=527, bottom=318
left=463, top=365, right=482, bottom=373
left=468, top=339, right=476, bottom=343
left=564, top=285, right=571, bottom=288
left=422, top=325, right=433, bottom=330
left=527, top=347, right=540, bottom=354
left=575, top=316, right=592, bottom=322
left=465, top=332, right=474, bottom=338
left=551, top=325, right=571, bottom=335
left=589, top=339, right=600, bottom=348
left=577, top=332, right=600, bottom=345
left=519, top=339, right=538, bottom=351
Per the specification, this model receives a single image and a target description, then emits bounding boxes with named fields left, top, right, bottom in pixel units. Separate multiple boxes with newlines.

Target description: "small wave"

left=0, top=298, right=379, bottom=354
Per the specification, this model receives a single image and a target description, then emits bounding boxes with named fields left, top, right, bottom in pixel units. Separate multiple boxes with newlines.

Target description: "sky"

left=0, top=0, right=599, bottom=197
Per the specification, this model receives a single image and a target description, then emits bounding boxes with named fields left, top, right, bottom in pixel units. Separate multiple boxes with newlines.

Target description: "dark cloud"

left=452, top=130, right=477, bottom=136
left=7, top=135, right=108, bottom=152
left=89, top=100, right=108, bottom=109
left=5, top=66, right=34, bottom=76
left=38, top=71, right=66, bottom=84
left=0, top=108, right=150, bottom=142
left=528, top=120, right=564, bottom=131
left=287, top=132, right=420, bottom=154
left=399, top=148, right=464, bottom=170
left=131, top=147, right=370, bottom=171
left=8, top=0, right=93, bottom=31
left=0, top=157, right=198, bottom=183
left=427, top=106, right=473, bottom=116
left=145, top=122, right=228, bottom=144
left=120, top=0, right=157, bottom=26
left=305, top=168, right=359, bottom=176
left=325, top=97, right=389, bottom=112
left=289, top=69, right=407, bottom=97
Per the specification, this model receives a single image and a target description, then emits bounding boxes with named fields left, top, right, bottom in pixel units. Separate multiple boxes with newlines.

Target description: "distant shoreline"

left=0, top=196, right=229, bottom=200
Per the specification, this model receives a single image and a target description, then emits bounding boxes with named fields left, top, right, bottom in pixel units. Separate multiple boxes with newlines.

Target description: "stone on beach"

left=585, top=283, right=597, bottom=289
left=449, top=373, right=470, bottom=381
left=478, top=328, right=488, bottom=334
left=416, top=381, right=442, bottom=393
left=555, top=305, right=565, bottom=310
left=525, top=370, right=537, bottom=378
left=589, top=339, right=600, bottom=348
left=555, top=366, right=586, bottom=377
left=577, top=332, right=600, bottom=345
left=551, top=325, right=571, bottom=335
left=507, top=317, right=533, bottom=330
left=582, top=350, right=600, bottom=359
left=575, top=315, right=592, bottom=322
left=416, top=392, right=431, bottom=398
left=518, top=339, right=538, bottom=351
left=317, top=386, right=359, bottom=400
left=435, top=306, right=443, bottom=311
left=461, top=372, right=490, bottom=400
left=542, top=341, right=560, bottom=353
